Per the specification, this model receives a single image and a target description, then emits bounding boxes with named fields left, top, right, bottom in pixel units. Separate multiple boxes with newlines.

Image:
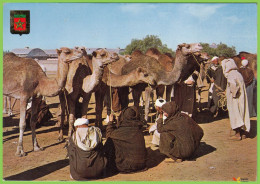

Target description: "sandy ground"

left=2, top=73, right=257, bottom=182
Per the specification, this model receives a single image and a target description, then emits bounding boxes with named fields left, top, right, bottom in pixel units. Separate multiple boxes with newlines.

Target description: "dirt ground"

left=2, top=74, right=257, bottom=182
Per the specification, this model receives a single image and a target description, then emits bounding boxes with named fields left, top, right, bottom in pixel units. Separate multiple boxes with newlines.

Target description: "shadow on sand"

left=189, top=142, right=217, bottom=161
left=4, top=159, right=69, bottom=181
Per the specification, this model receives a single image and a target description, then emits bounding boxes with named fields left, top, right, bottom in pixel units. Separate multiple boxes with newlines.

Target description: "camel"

left=57, top=47, right=154, bottom=140
left=119, top=43, right=208, bottom=121
left=130, top=47, right=209, bottom=121
left=57, top=48, right=120, bottom=141
left=3, top=49, right=83, bottom=156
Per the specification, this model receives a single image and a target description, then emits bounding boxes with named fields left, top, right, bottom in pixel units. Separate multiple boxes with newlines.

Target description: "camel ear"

left=92, top=51, right=97, bottom=57
left=100, top=49, right=107, bottom=57
left=185, top=44, right=190, bottom=49
left=74, top=46, right=79, bottom=50
left=178, top=43, right=186, bottom=50
left=56, top=49, right=61, bottom=55
left=137, top=67, right=143, bottom=73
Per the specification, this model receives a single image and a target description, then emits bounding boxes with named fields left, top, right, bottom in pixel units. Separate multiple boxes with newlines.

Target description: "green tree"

left=124, top=35, right=175, bottom=56
left=3, top=50, right=10, bottom=55
left=200, top=42, right=236, bottom=58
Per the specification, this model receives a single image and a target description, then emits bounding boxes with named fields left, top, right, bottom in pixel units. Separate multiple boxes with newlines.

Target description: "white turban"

left=211, top=56, right=219, bottom=62
left=74, top=118, right=89, bottom=127
left=241, top=59, right=249, bottom=67
left=155, top=98, right=166, bottom=107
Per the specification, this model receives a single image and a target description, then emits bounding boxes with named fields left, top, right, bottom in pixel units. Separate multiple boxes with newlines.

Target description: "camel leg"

left=58, top=93, right=67, bottom=142
left=68, top=96, right=76, bottom=138
left=95, top=89, right=105, bottom=129
left=3, top=96, right=7, bottom=114
left=166, top=85, right=173, bottom=102
left=144, top=87, right=153, bottom=121
left=31, top=96, right=44, bottom=152
left=119, top=87, right=129, bottom=110
left=15, top=98, right=28, bottom=157
left=132, top=88, right=142, bottom=107
left=7, top=96, right=13, bottom=116
left=156, top=85, right=165, bottom=99
left=81, top=93, right=92, bottom=119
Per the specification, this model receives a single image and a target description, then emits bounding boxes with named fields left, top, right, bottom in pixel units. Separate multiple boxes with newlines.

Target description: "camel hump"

left=145, top=48, right=161, bottom=56
left=131, top=50, right=143, bottom=57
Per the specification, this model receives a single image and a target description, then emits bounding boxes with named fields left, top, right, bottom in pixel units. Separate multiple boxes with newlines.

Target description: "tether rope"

left=191, top=53, right=227, bottom=111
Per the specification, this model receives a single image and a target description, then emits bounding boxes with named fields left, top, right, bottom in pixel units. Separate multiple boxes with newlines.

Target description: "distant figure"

left=157, top=101, right=204, bottom=162
left=206, top=56, right=227, bottom=117
left=104, top=106, right=147, bottom=174
left=149, top=98, right=167, bottom=146
left=221, top=59, right=250, bottom=140
left=238, top=58, right=257, bottom=117
left=68, top=118, right=107, bottom=180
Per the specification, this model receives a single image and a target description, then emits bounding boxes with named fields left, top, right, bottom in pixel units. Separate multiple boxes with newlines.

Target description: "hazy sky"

left=3, top=3, right=257, bottom=53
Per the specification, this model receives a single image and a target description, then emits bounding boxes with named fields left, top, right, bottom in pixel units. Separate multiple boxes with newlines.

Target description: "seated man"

left=67, top=118, right=107, bottom=180
left=104, top=106, right=147, bottom=174
left=157, top=101, right=204, bottom=162
left=149, top=98, right=167, bottom=147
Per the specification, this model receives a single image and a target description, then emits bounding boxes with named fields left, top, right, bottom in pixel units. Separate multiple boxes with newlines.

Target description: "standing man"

left=206, top=56, right=227, bottom=117
left=173, top=70, right=199, bottom=117
left=221, top=59, right=250, bottom=140
left=238, top=58, right=257, bottom=117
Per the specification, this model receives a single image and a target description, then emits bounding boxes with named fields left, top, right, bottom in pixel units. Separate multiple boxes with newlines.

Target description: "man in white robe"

left=149, top=98, right=166, bottom=146
left=221, top=59, right=250, bottom=140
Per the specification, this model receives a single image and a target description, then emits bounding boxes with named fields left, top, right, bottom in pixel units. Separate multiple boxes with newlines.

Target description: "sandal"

left=229, top=135, right=241, bottom=141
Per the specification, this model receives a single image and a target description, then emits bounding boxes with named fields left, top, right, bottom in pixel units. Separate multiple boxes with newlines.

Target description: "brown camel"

left=138, top=47, right=209, bottom=121
left=57, top=47, right=153, bottom=139
left=120, top=43, right=208, bottom=121
left=3, top=49, right=82, bottom=156
left=219, top=52, right=257, bottom=79
left=57, top=48, right=120, bottom=141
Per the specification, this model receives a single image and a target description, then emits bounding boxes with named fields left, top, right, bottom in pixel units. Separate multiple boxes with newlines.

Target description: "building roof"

left=11, top=48, right=32, bottom=55
left=11, top=47, right=122, bottom=57
left=27, top=48, right=48, bottom=58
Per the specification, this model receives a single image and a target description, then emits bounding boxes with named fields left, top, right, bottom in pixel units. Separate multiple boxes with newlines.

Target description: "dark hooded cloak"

left=104, top=106, right=147, bottom=173
left=157, top=101, right=204, bottom=160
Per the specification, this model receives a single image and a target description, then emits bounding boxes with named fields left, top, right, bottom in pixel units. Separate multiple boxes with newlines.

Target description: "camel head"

left=135, top=67, right=157, bottom=86
left=178, top=51, right=209, bottom=83
left=178, top=43, right=203, bottom=56
left=56, top=47, right=83, bottom=64
left=92, top=49, right=120, bottom=68
left=74, top=46, right=88, bottom=56
left=123, top=55, right=132, bottom=62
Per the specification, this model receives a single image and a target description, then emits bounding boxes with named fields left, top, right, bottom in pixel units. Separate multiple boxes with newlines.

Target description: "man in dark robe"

left=67, top=118, right=107, bottom=180
left=104, top=106, right=147, bottom=174
left=157, top=101, right=204, bottom=162
left=206, top=56, right=227, bottom=117
left=173, top=70, right=199, bottom=117
left=238, top=58, right=257, bottom=117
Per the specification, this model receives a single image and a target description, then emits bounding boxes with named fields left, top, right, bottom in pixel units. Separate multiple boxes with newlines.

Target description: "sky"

left=3, top=3, right=258, bottom=54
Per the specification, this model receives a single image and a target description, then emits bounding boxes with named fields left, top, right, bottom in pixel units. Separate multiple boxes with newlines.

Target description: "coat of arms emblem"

left=10, top=10, right=30, bottom=35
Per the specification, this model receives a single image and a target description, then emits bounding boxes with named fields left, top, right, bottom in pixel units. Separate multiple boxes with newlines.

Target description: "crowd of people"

left=66, top=56, right=256, bottom=180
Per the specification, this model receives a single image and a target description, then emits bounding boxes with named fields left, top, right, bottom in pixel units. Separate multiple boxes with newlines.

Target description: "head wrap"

left=211, top=56, right=219, bottom=62
left=117, top=106, right=142, bottom=128
left=221, top=58, right=238, bottom=77
left=241, top=59, right=249, bottom=67
left=74, top=118, right=89, bottom=127
left=73, top=126, right=102, bottom=151
left=161, top=101, right=180, bottom=117
left=155, top=98, right=166, bottom=108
